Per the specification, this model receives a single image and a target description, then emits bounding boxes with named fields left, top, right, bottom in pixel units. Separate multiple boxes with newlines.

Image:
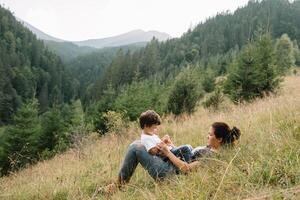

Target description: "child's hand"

left=162, top=135, right=172, bottom=144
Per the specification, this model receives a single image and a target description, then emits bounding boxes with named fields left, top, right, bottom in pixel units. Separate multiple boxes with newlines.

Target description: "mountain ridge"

left=17, top=18, right=65, bottom=42
left=17, top=18, right=171, bottom=49
left=74, top=29, right=171, bottom=48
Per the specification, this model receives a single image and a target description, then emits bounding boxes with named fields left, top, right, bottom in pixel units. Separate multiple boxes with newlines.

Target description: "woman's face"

left=207, top=126, right=222, bottom=149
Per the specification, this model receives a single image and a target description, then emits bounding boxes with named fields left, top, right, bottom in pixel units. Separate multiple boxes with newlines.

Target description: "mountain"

left=73, top=29, right=171, bottom=48
left=18, top=19, right=171, bottom=48
left=17, top=18, right=65, bottom=42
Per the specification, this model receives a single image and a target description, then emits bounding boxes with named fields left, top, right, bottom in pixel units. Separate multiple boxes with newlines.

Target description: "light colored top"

left=141, top=132, right=173, bottom=152
left=141, top=132, right=162, bottom=152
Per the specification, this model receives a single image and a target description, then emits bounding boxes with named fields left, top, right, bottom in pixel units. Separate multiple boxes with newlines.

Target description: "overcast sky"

left=0, top=0, right=249, bottom=41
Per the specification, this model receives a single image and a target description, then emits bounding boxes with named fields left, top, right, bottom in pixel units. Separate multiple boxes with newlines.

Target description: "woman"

left=98, top=122, right=241, bottom=194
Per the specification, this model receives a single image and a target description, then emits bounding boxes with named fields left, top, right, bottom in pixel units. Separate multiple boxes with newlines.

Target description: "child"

left=139, top=110, right=193, bottom=163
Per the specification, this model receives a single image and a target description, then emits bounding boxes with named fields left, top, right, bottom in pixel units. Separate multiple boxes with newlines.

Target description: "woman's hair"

left=211, top=122, right=241, bottom=145
left=139, top=110, right=161, bottom=129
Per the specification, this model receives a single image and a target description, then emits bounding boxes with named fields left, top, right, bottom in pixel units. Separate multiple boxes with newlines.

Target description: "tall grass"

left=0, top=76, right=300, bottom=200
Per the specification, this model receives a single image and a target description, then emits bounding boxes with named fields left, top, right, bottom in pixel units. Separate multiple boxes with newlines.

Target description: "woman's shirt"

left=191, top=145, right=214, bottom=160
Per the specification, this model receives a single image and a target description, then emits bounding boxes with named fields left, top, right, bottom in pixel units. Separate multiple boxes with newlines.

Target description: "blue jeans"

left=170, top=145, right=193, bottom=163
left=118, top=140, right=177, bottom=182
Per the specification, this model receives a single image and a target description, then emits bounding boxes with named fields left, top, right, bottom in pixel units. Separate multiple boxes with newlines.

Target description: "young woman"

left=98, top=122, right=241, bottom=194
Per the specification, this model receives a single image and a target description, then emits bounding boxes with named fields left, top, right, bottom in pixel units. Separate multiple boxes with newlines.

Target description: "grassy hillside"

left=0, top=75, right=300, bottom=200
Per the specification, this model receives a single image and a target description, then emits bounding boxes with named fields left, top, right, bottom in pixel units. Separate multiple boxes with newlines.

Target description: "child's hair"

left=139, top=110, right=161, bottom=129
left=211, top=122, right=241, bottom=145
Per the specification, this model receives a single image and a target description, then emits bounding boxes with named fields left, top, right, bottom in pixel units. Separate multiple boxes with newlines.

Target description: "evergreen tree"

left=86, top=84, right=117, bottom=133
left=254, top=33, right=280, bottom=93
left=202, top=68, right=216, bottom=93
left=113, top=79, right=168, bottom=120
left=224, top=43, right=260, bottom=102
left=224, top=33, right=280, bottom=102
left=39, top=106, right=67, bottom=152
left=293, top=40, right=300, bottom=66
left=139, top=38, right=161, bottom=77
left=202, top=87, right=224, bottom=110
left=69, top=100, right=85, bottom=127
left=1, top=99, right=41, bottom=174
left=167, top=67, right=203, bottom=115
left=275, top=34, right=295, bottom=74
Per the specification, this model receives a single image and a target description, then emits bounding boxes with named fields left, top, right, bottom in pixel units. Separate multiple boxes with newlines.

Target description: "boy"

left=140, top=110, right=193, bottom=163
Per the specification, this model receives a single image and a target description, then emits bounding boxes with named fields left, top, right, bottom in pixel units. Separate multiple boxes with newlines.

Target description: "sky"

left=0, top=0, right=249, bottom=41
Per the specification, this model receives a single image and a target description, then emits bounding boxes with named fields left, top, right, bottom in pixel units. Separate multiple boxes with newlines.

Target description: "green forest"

left=1, top=0, right=300, bottom=176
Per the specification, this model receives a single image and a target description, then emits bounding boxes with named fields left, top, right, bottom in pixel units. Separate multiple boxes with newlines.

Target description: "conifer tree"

left=1, top=99, right=41, bottom=173
left=293, top=40, right=300, bottom=66
left=39, top=106, right=66, bottom=152
left=224, top=33, right=280, bottom=102
left=275, top=34, right=295, bottom=74
left=224, top=43, right=260, bottom=102
left=254, top=33, right=280, bottom=93
left=167, top=67, right=202, bottom=115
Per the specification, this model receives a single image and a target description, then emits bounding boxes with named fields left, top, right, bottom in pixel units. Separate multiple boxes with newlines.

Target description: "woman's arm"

left=165, top=150, right=199, bottom=172
left=157, top=142, right=199, bottom=173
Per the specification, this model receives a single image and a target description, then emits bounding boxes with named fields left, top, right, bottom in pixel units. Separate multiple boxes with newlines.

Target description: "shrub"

left=202, top=88, right=224, bottom=110
left=102, top=111, right=128, bottom=134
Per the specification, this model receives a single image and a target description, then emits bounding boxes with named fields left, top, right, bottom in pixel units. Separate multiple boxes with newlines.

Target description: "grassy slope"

left=0, top=76, right=300, bottom=200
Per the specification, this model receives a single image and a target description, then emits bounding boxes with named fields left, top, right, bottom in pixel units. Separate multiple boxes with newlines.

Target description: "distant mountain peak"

left=16, top=18, right=65, bottom=42
left=73, top=29, right=171, bottom=48
left=17, top=19, right=172, bottom=49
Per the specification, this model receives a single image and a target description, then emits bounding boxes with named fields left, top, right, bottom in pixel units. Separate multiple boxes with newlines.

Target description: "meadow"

left=0, top=75, right=300, bottom=200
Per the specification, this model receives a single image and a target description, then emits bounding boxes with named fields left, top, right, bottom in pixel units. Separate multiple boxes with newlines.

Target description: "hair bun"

left=230, top=126, right=241, bottom=141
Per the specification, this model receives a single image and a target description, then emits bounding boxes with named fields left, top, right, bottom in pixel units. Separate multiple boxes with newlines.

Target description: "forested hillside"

left=0, top=6, right=77, bottom=125
left=95, top=0, right=300, bottom=89
left=43, top=41, right=97, bottom=62
left=78, top=0, right=300, bottom=132
left=66, top=43, right=147, bottom=103
left=0, top=5, right=82, bottom=175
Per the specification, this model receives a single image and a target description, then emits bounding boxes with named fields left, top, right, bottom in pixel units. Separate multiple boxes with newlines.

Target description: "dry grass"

left=1, top=75, right=300, bottom=200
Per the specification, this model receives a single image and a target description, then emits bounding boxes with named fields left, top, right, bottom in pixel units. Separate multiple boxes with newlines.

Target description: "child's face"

left=145, top=124, right=159, bottom=135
